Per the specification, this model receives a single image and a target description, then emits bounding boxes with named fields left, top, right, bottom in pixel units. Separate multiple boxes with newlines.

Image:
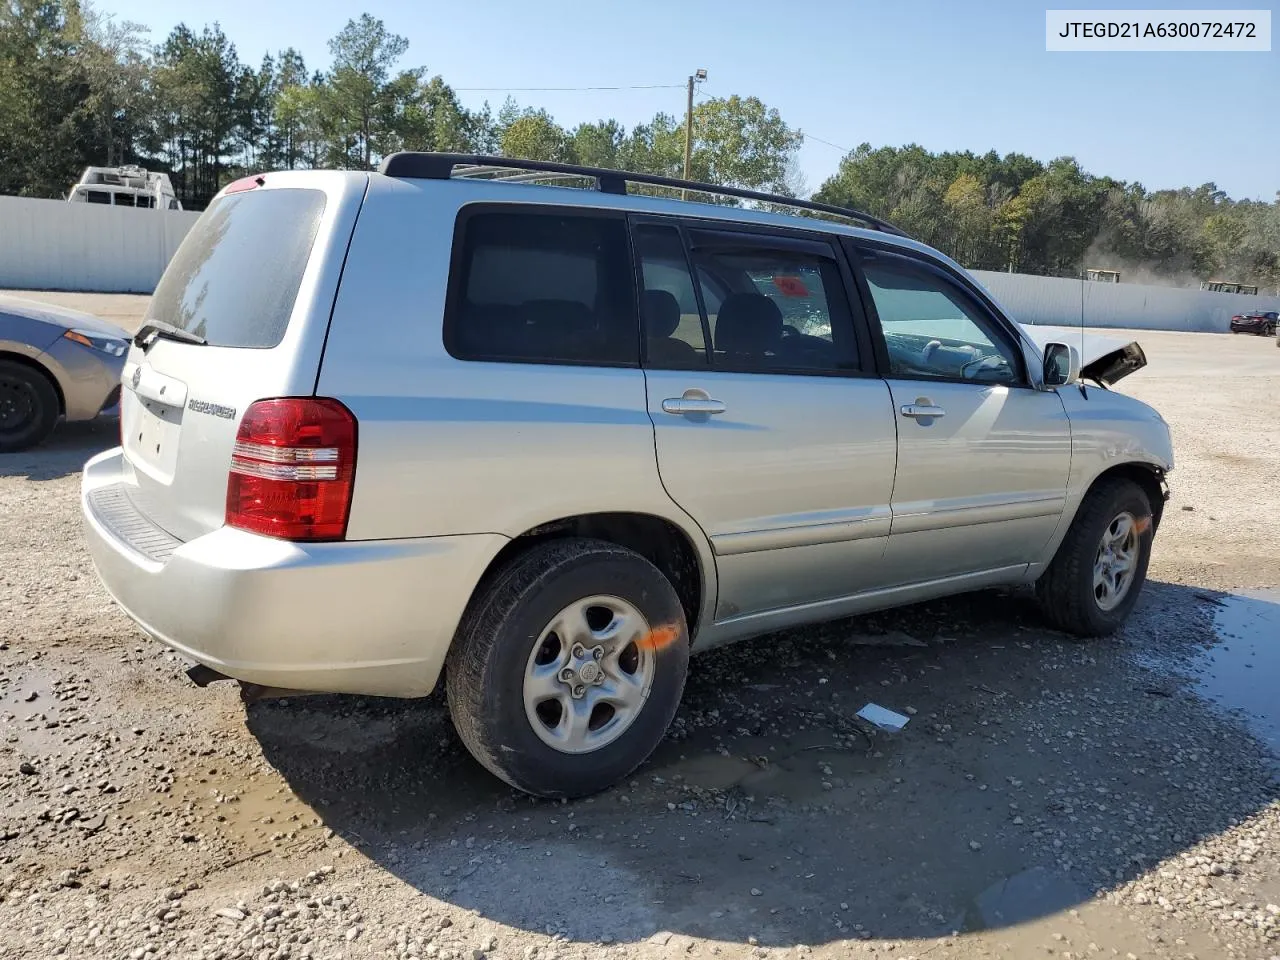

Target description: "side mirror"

left=1043, top=342, right=1081, bottom=387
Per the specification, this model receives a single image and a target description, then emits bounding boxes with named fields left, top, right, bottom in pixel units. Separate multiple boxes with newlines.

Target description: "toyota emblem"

left=131, top=367, right=142, bottom=389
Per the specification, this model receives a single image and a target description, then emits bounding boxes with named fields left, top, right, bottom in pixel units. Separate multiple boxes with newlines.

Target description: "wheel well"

left=0, top=351, right=64, bottom=415
left=1090, top=463, right=1167, bottom=531
left=480, top=513, right=705, bottom=639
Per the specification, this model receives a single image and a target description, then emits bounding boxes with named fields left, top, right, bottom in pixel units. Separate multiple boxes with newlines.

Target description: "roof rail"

left=377, top=152, right=910, bottom=238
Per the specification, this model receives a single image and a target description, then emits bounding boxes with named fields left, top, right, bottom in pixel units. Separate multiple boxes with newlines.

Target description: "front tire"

left=446, top=539, right=690, bottom=798
left=1036, top=478, right=1154, bottom=637
left=0, top=360, right=59, bottom=453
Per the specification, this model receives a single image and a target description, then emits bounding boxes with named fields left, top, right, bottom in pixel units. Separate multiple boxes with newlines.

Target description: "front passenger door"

left=852, top=245, right=1072, bottom=587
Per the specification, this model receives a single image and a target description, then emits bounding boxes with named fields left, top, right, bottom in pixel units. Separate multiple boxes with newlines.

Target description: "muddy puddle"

left=0, top=662, right=85, bottom=756
left=647, top=721, right=906, bottom=807
left=964, top=866, right=1085, bottom=931
left=1139, top=588, right=1280, bottom=764
left=1199, top=589, right=1280, bottom=758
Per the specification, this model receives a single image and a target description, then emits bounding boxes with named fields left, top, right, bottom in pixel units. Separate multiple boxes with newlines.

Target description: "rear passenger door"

left=636, top=218, right=898, bottom=622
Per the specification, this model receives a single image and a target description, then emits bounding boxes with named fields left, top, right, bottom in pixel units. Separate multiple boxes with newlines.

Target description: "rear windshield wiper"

left=134, top=320, right=207, bottom=349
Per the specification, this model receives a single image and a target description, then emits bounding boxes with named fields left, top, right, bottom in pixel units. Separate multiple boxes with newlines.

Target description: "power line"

left=803, top=132, right=851, bottom=154
left=453, top=83, right=684, bottom=92
left=698, top=82, right=851, bottom=156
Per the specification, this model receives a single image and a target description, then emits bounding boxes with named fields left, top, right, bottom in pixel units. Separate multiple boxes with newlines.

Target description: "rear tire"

left=1036, top=478, right=1154, bottom=637
left=0, top=360, right=59, bottom=452
left=446, top=538, right=690, bottom=798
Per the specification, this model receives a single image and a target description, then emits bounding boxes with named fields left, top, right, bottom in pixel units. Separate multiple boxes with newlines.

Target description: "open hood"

left=1018, top=324, right=1148, bottom=387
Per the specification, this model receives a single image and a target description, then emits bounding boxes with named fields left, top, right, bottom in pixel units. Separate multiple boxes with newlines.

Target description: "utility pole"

left=682, top=69, right=706, bottom=200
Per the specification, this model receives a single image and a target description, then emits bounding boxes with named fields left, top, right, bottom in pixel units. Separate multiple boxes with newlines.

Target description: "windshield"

left=147, top=188, right=326, bottom=349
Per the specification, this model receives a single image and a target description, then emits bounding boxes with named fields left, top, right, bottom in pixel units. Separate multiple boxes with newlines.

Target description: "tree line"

left=815, top=146, right=1279, bottom=290
left=2, top=0, right=1276, bottom=291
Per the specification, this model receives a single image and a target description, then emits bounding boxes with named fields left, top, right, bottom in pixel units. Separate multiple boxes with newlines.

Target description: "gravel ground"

left=2, top=311, right=1278, bottom=960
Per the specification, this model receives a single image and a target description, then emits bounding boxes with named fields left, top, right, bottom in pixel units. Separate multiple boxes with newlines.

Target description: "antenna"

left=1079, top=264, right=1088, bottom=397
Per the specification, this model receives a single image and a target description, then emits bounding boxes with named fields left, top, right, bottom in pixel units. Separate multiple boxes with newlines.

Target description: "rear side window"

left=635, top=224, right=709, bottom=368
left=445, top=209, right=637, bottom=366
left=688, top=230, right=859, bottom=374
left=147, top=188, right=326, bottom=349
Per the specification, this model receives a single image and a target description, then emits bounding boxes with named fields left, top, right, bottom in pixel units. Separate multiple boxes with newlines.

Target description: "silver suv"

left=82, top=155, right=1173, bottom=798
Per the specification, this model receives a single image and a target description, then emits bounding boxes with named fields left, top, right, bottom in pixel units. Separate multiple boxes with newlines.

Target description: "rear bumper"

left=81, top=448, right=508, bottom=697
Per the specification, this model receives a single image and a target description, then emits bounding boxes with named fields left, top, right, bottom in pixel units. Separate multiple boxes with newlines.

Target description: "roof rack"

left=378, top=152, right=910, bottom=238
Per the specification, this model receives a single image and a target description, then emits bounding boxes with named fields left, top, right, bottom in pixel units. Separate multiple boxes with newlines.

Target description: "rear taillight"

left=226, top=398, right=357, bottom=541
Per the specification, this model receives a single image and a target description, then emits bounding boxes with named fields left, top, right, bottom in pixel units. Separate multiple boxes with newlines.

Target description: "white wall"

left=0, top=196, right=199, bottom=294
left=972, top=269, right=1280, bottom=333
left=3, top=195, right=1278, bottom=329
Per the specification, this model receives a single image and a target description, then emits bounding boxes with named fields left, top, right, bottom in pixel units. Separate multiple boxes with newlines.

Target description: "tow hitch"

left=184, top=663, right=318, bottom=704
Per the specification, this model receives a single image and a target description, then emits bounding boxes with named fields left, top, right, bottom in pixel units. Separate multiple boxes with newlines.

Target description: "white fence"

left=0, top=196, right=199, bottom=293
left=972, top=269, right=1280, bottom=333
left=1, top=195, right=1278, bottom=329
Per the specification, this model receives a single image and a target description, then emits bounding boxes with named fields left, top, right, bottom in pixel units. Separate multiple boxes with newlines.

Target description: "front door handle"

left=900, top=402, right=946, bottom=420
left=662, top=397, right=727, bottom=416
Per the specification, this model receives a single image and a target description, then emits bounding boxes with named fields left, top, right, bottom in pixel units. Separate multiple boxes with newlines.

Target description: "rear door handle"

left=900, top=403, right=946, bottom=419
left=662, top=397, right=727, bottom=416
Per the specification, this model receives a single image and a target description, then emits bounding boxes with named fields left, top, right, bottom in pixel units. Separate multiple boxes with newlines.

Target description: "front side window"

left=858, top=250, right=1020, bottom=385
left=84, top=189, right=110, bottom=205
left=446, top=210, right=636, bottom=365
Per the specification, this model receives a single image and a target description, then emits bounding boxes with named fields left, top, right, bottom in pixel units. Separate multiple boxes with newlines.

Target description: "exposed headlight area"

left=63, top=328, right=128, bottom=357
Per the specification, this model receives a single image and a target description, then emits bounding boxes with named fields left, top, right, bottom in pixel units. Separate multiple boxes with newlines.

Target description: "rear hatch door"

left=118, top=172, right=368, bottom=543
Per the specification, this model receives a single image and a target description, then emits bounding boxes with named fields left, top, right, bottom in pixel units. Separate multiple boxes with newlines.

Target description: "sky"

left=95, top=0, right=1279, bottom=200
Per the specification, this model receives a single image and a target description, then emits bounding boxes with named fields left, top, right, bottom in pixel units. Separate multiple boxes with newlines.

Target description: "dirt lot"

left=2, top=301, right=1278, bottom=960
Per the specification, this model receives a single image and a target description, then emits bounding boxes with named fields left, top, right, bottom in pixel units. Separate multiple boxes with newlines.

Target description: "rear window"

left=444, top=208, right=637, bottom=366
left=147, top=188, right=326, bottom=348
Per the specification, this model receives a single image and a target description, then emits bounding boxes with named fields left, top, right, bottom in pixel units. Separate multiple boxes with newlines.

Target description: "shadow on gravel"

left=248, top=581, right=1279, bottom=948
left=0, top=418, right=116, bottom=480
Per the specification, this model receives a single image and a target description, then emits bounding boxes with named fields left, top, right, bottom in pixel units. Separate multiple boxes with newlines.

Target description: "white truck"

left=67, top=165, right=183, bottom=211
